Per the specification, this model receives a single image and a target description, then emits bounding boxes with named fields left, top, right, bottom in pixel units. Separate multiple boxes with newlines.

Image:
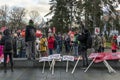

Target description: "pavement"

left=0, top=49, right=120, bottom=80
left=0, top=68, right=120, bottom=80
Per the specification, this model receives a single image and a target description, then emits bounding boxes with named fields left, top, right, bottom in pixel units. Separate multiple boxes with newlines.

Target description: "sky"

left=0, top=0, right=51, bottom=21
left=0, top=0, right=120, bottom=21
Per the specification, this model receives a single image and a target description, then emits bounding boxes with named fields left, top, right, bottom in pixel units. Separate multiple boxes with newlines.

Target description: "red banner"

left=89, top=52, right=120, bottom=63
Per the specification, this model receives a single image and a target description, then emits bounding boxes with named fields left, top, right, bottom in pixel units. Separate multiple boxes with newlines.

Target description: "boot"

left=11, top=66, right=14, bottom=72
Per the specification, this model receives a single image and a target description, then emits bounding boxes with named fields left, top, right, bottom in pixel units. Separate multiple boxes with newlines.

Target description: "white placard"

left=95, top=27, right=100, bottom=35
left=39, top=57, right=51, bottom=62
left=48, top=54, right=61, bottom=60
left=63, top=55, right=74, bottom=61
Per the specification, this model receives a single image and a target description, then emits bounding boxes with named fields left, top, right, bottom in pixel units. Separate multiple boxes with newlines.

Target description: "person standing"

left=100, top=34, right=106, bottom=52
left=73, top=33, right=79, bottom=56
left=39, top=35, right=48, bottom=57
left=78, top=29, right=90, bottom=67
left=64, top=34, right=71, bottom=54
left=111, top=35, right=118, bottom=53
left=48, top=33, right=55, bottom=55
left=93, top=34, right=102, bottom=53
left=0, top=29, right=14, bottom=73
left=25, top=20, right=36, bottom=60
left=55, top=33, right=63, bottom=54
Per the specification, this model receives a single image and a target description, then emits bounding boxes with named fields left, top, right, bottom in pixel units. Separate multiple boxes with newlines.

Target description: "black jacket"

left=25, top=25, right=36, bottom=42
left=0, top=29, right=14, bottom=53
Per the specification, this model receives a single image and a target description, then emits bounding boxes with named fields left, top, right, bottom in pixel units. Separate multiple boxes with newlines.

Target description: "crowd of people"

left=0, top=19, right=119, bottom=73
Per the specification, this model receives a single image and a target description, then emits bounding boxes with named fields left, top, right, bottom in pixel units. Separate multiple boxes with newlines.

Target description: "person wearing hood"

left=0, top=29, right=14, bottom=73
left=25, top=19, right=36, bottom=60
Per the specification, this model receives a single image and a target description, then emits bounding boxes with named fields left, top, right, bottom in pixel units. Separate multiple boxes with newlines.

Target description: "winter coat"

left=77, top=33, right=87, bottom=50
left=0, top=29, right=14, bottom=53
left=101, top=36, right=106, bottom=48
left=93, top=35, right=102, bottom=51
left=39, top=38, right=47, bottom=52
left=48, top=36, right=55, bottom=49
left=111, top=39, right=118, bottom=50
left=25, top=25, right=36, bottom=42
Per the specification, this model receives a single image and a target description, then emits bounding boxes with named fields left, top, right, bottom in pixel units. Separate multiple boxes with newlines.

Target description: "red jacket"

left=48, top=36, right=54, bottom=49
left=111, top=42, right=118, bottom=50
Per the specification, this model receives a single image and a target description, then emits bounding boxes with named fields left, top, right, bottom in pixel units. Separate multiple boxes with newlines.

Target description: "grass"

left=106, top=42, right=111, bottom=48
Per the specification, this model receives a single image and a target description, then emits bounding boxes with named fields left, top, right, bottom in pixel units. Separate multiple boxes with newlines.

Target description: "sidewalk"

left=0, top=68, right=120, bottom=80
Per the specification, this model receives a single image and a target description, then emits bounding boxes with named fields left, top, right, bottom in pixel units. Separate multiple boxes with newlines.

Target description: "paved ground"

left=0, top=68, right=120, bottom=80
left=0, top=49, right=120, bottom=80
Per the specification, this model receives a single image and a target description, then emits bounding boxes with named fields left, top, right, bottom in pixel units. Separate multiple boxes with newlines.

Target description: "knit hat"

left=29, top=19, right=34, bottom=24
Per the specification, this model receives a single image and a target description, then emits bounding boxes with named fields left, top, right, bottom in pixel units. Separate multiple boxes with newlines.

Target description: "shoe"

left=11, top=68, right=14, bottom=72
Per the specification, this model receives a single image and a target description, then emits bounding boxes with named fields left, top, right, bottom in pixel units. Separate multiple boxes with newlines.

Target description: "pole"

left=66, top=60, right=69, bottom=72
left=71, top=56, right=80, bottom=74
left=42, top=61, right=46, bottom=73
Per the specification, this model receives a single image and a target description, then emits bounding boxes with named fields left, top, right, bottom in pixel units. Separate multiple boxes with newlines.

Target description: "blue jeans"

left=49, top=49, right=53, bottom=55
left=73, top=46, right=78, bottom=56
left=26, top=41, right=35, bottom=59
left=56, top=45, right=60, bottom=54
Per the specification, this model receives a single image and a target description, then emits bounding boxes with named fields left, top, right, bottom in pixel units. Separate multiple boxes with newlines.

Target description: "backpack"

left=4, top=36, right=13, bottom=52
left=86, top=35, right=92, bottom=48
left=29, top=28, right=35, bottom=37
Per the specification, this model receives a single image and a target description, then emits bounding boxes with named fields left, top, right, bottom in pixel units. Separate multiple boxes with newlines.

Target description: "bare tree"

left=9, top=7, right=26, bottom=29
left=0, top=5, right=9, bottom=27
left=29, top=10, right=41, bottom=27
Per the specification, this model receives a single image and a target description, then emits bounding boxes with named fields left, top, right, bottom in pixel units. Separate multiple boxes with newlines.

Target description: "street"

left=0, top=68, right=120, bottom=80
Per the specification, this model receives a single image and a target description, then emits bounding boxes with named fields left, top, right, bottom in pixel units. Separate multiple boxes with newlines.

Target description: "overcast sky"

left=0, top=0, right=51, bottom=20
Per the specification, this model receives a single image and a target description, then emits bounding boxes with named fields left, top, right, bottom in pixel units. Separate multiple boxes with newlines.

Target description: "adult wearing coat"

left=39, top=35, right=48, bottom=56
left=48, top=33, right=55, bottom=55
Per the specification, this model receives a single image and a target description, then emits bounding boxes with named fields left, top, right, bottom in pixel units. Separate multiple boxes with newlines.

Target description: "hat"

left=29, top=19, right=34, bottom=24
left=113, top=36, right=117, bottom=39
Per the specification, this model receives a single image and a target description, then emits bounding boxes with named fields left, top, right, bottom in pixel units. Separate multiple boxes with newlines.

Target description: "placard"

left=48, top=54, right=61, bottom=60
left=39, top=57, right=51, bottom=62
left=63, top=55, right=74, bottom=61
left=95, top=27, right=100, bottom=35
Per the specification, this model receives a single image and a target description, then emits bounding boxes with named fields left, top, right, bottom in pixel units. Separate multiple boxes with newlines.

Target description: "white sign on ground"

left=63, top=55, right=74, bottom=61
left=39, top=57, right=51, bottom=62
left=48, top=54, right=61, bottom=60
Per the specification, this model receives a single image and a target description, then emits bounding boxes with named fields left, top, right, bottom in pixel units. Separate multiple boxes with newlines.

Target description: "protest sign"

left=62, top=55, right=74, bottom=72
left=48, top=54, right=61, bottom=60
left=39, top=57, right=51, bottom=62
left=63, top=55, right=74, bottom=61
